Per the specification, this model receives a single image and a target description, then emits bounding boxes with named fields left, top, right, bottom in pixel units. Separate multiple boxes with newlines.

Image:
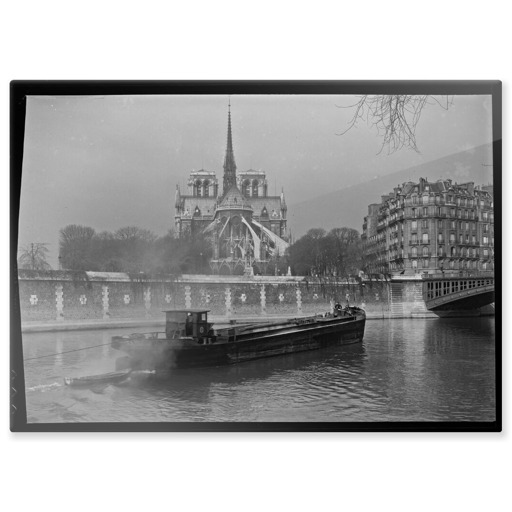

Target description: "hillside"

left=286, top=143, right=493, bottom=238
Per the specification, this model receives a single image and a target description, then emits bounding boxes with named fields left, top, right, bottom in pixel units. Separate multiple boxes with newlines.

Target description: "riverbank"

left=18, top=309, right=444, bottom=333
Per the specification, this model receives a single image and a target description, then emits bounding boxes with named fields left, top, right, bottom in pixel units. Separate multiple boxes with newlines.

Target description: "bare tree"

left=337, top=95, right=453, bottom=153
left=18, top=243, right=52, bottom=270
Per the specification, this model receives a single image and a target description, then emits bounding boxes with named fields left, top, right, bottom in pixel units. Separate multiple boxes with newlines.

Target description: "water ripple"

left=22, top=317, right=496, bottom=423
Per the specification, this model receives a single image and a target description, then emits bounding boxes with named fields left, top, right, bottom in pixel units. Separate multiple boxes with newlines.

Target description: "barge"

left=111, top=306, right=366, bottom=370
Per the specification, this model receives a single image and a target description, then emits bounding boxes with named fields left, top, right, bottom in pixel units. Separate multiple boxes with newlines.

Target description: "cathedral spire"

left=223, top=98, right=237, bottom=195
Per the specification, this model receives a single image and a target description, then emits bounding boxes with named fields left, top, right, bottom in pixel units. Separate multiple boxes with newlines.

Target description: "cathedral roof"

left=179, top=197, right=218, bottom=218
left=217, top=185, right=252, bottom=211
left=249, top=197, right=283, bottom=216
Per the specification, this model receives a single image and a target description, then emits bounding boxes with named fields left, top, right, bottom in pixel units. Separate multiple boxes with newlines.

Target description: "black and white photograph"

left=11, top=82, right=500, bottom=430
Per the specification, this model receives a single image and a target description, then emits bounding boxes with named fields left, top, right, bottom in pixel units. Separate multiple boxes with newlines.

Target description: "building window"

left=459, top=234, right=463, bottom=244
left=411, top=247, right=418, bottom=257
left=450, top=233, right=455, bottom=243
left=412, top=208, right=417, bottom=218
left=252, top=180, right=259, bottom=197
left=483, top=224, right=489, bottom=233
left=411, top=220, right=417, bottom=230
left=451, top=220, right=456, bottom=229
left=472, top=235, right=476, bottom=244
left=423, top=207, right=428, bottom=216
left=483, top=236, right=489, bottom=245
left=451, top=247, right=457, bottom=256
left=465, top=222, right=469, bottom=231
left=450, top=260, right=455, bottom=269
left=438, top=233, right=443, bottom=243
left=242, top=180, right=251, bottom=197
left=422, top=246, right=429, bottom=257
left=412, top=259, right=418, bottom=269
left=422, top=233, right=429, bottom=244
left=423, top=258, right=429, bottom=268
left=438, top=220, right=443, bottom=229
left=422, top=195, right=429, bottom=205
left=438, top=246, right=444, bottom=256
left=458, top=221, right=463, bottom=230
left=422, top=219, right=428, bottom=229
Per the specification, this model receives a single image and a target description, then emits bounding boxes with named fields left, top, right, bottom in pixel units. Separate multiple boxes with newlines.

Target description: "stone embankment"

left=16, top=270, right=441, bottom=333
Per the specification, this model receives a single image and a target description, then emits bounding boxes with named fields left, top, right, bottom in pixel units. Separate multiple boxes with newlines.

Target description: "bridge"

left=423, top=272, right=495, bottom=312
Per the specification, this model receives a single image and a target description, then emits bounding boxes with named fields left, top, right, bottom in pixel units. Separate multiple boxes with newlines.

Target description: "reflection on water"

left=22, top=318, right=496, bottom=423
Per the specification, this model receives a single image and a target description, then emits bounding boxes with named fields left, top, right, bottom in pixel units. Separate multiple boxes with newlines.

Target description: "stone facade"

left=362, top=178, right=495, bottom=277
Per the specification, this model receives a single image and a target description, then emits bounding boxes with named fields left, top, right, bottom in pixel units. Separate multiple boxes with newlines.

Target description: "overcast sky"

left=17, top=94, right=493, bottom=266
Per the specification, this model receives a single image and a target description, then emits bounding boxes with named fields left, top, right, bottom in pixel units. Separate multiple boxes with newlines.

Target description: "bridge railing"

left=425, top=284, right=495, bottom=309
left=422, top=271, right=494, bottom=280
left=424, top=275, right=494, bottom=301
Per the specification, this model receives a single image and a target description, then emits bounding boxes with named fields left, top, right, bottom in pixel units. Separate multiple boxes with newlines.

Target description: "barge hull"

left=123, top=317, right=366, bottom=370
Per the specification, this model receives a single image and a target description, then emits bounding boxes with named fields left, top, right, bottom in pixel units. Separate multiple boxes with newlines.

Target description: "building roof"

left=249, top=197, right=284, bottom=217
left=179, top=197, right=218, bottom=217
left=189, top=169, right=217, bottom=177
left=217, top=185, right=252, bottom=211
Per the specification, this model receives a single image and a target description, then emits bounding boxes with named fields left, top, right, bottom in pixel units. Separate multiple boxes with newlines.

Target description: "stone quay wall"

left=16, top=270, right=433, bottom=324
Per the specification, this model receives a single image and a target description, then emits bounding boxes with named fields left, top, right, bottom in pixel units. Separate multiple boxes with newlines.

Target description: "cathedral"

left=174, top=102, right=289, bottom=275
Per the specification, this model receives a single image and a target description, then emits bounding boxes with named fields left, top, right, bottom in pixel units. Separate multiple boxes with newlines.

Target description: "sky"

left=17, top=94, right=493, bottom=266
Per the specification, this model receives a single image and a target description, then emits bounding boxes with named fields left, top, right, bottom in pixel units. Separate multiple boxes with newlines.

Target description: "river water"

left=22, top=317, right=496, bottom=423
